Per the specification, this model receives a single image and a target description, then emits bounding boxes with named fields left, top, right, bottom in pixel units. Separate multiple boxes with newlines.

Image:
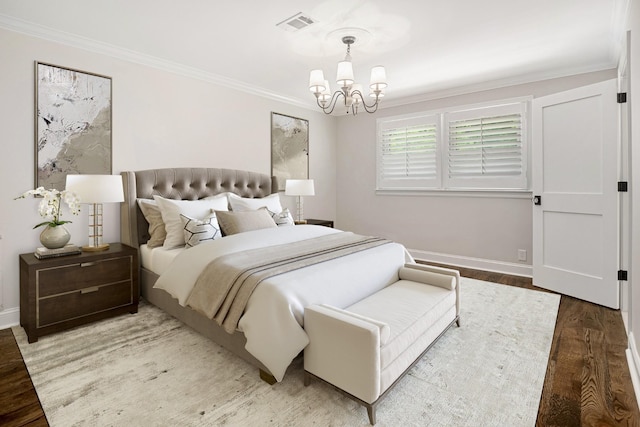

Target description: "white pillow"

left=228, top=193, right=283, bottom=214
left=269, top=207, right=294, bottom=226
left=153, top=194, right=229, bottom=249
left=180, top=212, right=222, bottom=247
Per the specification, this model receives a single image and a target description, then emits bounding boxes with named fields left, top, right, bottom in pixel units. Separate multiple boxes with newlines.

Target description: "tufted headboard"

left=120, top=168, right=278, bottom=248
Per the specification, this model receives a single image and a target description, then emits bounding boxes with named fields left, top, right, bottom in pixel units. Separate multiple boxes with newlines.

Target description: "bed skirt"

left=140, top=267, right=273, bottom=376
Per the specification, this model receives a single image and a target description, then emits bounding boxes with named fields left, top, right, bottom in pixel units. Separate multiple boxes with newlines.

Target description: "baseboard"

left=626, top=333, right=640, bottom=409
left=409, top=249, right=533, bottom=278
left=0, top=306, right=20, bottom=330
left=622, top=310, right=630, bottom=334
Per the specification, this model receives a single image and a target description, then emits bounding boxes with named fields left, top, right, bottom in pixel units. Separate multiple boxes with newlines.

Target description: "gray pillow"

left=137, top=199, right=167, bottom=248
left=215, top=207, right=277, bottom=236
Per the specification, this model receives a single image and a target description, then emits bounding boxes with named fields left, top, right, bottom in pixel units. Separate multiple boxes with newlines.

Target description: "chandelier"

left=309, top=36, right=387, bottom=115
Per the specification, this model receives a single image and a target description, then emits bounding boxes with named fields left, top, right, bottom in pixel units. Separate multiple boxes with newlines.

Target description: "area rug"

left=14, top=278, right=560, bottom=427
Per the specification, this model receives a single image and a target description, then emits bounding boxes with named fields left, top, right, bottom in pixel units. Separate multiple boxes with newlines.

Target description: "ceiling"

left=0, top=0, right=628, bottom=110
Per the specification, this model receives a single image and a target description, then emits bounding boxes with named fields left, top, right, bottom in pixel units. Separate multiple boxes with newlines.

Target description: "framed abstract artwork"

left=35, top=62, right=112, bottom=190
left=271, top=112, right=309, bottom=189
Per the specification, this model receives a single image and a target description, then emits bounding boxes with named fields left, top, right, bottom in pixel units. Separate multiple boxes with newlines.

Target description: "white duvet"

left=154, top=225, right=412, bottom=381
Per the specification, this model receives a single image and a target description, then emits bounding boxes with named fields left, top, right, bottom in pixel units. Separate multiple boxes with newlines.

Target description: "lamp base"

left=82, top=243, right=110, bottom=252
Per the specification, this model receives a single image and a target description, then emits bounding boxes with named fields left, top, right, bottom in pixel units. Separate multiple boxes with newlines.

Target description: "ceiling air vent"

left=276, top=12, right=316, bottom=32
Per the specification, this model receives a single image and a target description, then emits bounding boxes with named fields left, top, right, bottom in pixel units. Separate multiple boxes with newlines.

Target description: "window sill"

left=375, top=188, right=533, bottom=199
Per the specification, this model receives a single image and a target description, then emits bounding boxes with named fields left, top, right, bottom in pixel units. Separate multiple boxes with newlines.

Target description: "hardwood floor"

left=428, top=263, right=640, bottom=427
left=0, top=329, right=47, bottom=426
left=0, top=266, right=639, bottom=426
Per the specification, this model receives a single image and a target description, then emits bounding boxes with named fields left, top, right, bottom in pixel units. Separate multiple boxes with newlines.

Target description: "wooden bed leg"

left=259, top=369, right=277, bottom=385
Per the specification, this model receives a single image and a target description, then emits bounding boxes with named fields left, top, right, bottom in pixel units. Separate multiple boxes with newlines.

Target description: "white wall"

left=627, top=0, right=640, bottom=402
left=0, top=28, right=337, bottom=327
left=336, top=69, right=616, bottom=273
left=0, top=24, right=624, bottom=330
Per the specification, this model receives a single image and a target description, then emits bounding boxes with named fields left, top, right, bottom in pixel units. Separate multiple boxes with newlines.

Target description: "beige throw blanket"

left=186, top=232, right=391, bottom=333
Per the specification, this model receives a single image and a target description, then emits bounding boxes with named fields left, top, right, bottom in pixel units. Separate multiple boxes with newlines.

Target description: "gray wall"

left=628, top=0, right=640, bottom=392
left=0, top=27, right=337, bottom=326
left=335, top=69, right=617, bottom=272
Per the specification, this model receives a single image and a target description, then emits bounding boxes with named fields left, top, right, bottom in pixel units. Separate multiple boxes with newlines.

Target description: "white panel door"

left=532, top=79, right=619, bottom=308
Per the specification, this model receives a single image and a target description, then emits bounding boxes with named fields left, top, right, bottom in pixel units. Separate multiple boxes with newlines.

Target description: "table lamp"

left=285, top=179, right=315, bottom=224
left=65, top=174, right=124, bottom=251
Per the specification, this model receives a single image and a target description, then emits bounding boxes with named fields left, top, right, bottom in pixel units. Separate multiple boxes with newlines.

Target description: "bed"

left=120, top=167, right=411, bottom=383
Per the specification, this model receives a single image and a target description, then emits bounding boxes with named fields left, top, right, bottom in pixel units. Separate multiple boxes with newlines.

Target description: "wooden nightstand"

left=19, top=243, right=139, bottom=343
left=305, top=219, right=334, bottom=228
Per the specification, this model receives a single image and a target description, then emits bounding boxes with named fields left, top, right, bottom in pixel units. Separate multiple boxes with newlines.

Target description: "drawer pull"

left=80, top=262, right=96, bottom=267
left=80, top=286, right=100, bottom=294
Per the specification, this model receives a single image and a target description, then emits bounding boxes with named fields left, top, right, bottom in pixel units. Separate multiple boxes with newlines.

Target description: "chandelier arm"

left=310, top=35, right=386, bottom=115
left=351, top=90, right=381, bottom=113
left=316, top=91, right=345, bottom=115
left=360, top=100, right=380, bottom=114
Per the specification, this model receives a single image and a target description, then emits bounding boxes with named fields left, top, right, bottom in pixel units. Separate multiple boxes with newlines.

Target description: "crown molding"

left=610, top=0, right=631, bottom=64
left=379, top=63, right=617, bottom=110
left=0, top=13, right=315, bottom=111
left=0, top=13, right=622, bottom=117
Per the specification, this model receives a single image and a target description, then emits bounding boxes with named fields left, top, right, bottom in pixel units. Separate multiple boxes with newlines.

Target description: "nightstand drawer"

left=20, top=243, right=139, bottom=343
left=37, top=256, right=132, bottom=297
left=38, top=280, right=133, bottom=327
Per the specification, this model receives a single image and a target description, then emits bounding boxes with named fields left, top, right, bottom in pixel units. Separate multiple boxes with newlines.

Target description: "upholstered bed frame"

left=120, top=168, right=279, bottom=382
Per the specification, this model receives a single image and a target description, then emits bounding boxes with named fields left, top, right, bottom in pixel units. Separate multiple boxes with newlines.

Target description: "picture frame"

left=270, top=112, right=309, bottom=189
left=35, top=62, right=112, bottom=190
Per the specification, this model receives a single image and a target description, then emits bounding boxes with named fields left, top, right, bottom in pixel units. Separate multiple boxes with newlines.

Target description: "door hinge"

left=618, top=92, right=627, bottom=103
left=618, top=270, right=628, bottom=281
left=618, top=181, right=628, bottom=192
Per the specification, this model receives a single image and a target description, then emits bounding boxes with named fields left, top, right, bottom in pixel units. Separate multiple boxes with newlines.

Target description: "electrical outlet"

left=518, top=249, right=527, bottom=262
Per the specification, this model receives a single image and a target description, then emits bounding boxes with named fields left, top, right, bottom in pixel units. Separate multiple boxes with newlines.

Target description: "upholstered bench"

left=303, top=263, right=460, bottom=425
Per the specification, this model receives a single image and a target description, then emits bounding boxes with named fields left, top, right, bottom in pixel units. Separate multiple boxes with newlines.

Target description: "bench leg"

left=366, top=404, right=376, bottom=425
left=259, top=369, right=277, bottom=385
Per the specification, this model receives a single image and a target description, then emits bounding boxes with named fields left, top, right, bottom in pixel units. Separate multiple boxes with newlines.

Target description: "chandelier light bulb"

left=351, top=84, right=363, bottom=104
left=319, top=80, right=332, bottom=105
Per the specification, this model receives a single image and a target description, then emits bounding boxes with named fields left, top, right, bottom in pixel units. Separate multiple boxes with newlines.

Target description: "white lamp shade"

left=319, top=80, right=332, bottom=102
left=309, top=69, right=326, bottom=93
left=65, top=174, right=125, bottom=204
left=370, top=66, right=387, bottom=91
left=285, top=179, right=315, bottom=196
left=336, top=60, right=354, bottom=86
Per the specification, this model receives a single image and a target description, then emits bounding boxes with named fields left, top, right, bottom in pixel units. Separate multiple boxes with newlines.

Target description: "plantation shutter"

left=377, top=114, right=440, bottom=190
left=444, top=103, right=527, bottom=189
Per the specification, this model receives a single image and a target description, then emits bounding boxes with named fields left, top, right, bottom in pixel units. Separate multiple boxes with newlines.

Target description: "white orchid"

left=15, top=186, right=80, bottom=229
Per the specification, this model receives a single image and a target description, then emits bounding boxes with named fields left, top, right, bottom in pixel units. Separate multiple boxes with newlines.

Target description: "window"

left=377, top=114, right=440, bottom=190
left=377, top=100, right=528, bottom=192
